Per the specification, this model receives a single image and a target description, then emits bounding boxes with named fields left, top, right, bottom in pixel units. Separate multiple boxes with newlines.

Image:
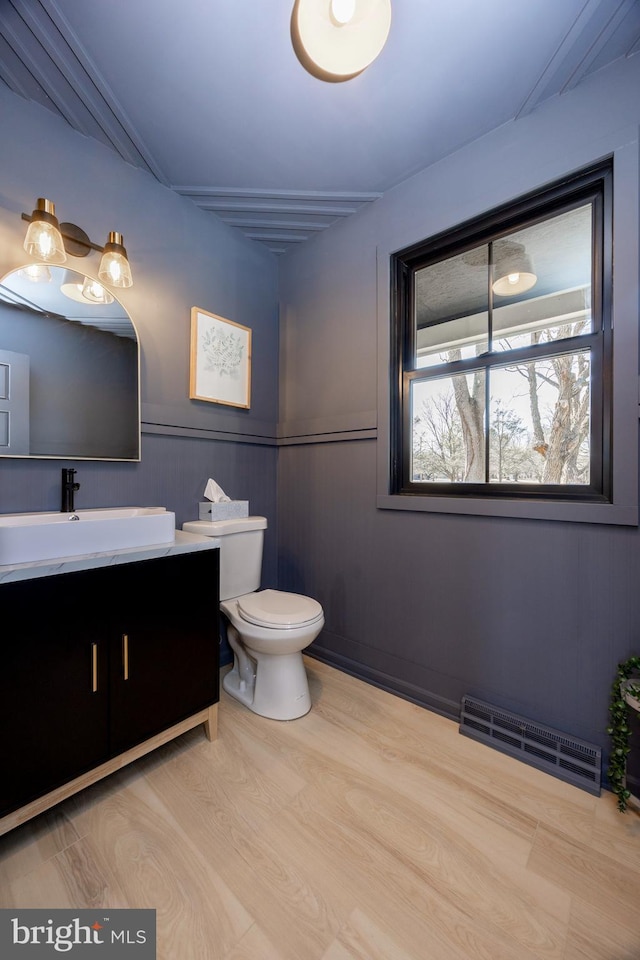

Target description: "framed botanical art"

left=189, top=307, right=252, bottom=408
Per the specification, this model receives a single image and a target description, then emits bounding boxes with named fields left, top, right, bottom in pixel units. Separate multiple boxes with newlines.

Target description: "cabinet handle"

left=122, top=633, right=129, bottom=680
left=91, top=642, right=98, bottom=693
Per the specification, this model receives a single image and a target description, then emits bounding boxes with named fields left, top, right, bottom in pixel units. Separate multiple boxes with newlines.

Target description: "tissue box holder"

left=199, top=501, right=249, bottom=520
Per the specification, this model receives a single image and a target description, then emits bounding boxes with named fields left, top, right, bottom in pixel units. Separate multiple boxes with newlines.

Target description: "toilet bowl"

left=221, top=590, right=324, bottom=720
left=182, top=517, right=324, bottom=720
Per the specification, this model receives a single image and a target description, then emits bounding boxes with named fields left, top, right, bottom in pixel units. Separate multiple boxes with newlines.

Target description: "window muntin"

left=392, top=166, right=610, bottom=502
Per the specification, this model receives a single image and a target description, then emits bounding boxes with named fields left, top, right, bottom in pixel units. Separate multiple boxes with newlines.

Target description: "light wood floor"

left=1, top=658, right=639, bottom=960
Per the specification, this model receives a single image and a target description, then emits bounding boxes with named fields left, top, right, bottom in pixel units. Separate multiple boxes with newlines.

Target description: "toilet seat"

left=237, top=589, right=323, bottom=628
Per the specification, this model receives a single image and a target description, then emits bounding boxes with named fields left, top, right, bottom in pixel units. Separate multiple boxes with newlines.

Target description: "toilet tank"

left=184, top=516, right=267, bottom=601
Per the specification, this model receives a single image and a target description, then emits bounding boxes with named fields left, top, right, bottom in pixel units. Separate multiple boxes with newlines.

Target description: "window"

left=390, top=162, right=612, bottom=503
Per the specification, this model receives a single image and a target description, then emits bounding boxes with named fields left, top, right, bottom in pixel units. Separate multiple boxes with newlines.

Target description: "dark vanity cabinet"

left=1, top=568, right=111, bottom=817
left=0, top=547, right=219, bottom=822
left=108, top=551, right=218, bottom=755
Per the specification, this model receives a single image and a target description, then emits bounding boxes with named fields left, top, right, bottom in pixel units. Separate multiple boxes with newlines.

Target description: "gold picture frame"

left=189, top=307, right=252, bottom=409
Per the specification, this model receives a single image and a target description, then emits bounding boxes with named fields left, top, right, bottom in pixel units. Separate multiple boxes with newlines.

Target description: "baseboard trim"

left=306, top=647, right=460, bottom=721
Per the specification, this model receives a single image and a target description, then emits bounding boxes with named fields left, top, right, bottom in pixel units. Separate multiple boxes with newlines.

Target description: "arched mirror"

left=0, top=265, right=140, bottom=460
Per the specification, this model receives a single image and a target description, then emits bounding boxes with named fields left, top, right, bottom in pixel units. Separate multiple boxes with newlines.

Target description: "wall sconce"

left=291, top=0, right=392, bottom=82
left=492, top=242, right=537, bottom=297
left=22, top=198, right=133, bottom=288
left=98, top=232, right=133, bottom=289
left=22, top=198, right=66, bottom=264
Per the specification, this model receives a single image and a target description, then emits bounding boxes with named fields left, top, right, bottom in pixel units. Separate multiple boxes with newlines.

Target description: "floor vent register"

left=460, top=695, right=602, bottom=795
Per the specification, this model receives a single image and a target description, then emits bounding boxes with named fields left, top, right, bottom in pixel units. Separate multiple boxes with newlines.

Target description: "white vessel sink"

left=0, top=507, right=176, bottom=565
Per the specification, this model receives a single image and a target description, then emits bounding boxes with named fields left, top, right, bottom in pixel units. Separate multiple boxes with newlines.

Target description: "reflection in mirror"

left=0, top=265, right=140, bottom=460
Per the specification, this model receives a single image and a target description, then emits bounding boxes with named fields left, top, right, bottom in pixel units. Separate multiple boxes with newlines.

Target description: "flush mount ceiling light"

left=291, top=0, right=392, bottom=82
left=492, top=241, right=537, bottom=297
left=22, top=198, right=133, bottom=288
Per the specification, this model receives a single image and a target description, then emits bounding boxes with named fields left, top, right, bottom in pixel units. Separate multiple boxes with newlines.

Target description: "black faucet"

left=61, top=468, right=80, bottom=512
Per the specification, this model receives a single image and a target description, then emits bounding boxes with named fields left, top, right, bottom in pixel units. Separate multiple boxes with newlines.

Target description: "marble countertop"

left=0, top=530, right=220, bottom=584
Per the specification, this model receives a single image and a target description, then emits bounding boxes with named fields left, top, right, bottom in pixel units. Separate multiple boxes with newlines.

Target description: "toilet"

left=182, top=516, right=324, bottom=720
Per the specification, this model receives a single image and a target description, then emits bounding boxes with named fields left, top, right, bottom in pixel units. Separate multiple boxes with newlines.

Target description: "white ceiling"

left=1, top=0, right=638, bottom=254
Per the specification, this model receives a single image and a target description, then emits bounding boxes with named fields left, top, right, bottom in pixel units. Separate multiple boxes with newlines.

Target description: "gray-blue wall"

left=277, top=52, right=640, bottom=768
left=0, top=82, right=280, bottom=625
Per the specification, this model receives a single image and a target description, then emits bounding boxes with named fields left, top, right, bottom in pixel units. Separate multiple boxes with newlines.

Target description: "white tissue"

left=204, top=478, right=230, bottom=503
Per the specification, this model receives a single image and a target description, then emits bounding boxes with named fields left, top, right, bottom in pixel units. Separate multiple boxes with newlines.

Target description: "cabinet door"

left=109, top=550, right=219, bottom=755
left=0, top=571, right=109, bottom=817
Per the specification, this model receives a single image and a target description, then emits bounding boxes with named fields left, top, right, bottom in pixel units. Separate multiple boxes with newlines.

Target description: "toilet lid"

left=237, top=589, right=323, bottom=628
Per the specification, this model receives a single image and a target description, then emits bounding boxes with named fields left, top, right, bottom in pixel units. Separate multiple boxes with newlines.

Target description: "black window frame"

left=390, top=160, right=613, bottom=504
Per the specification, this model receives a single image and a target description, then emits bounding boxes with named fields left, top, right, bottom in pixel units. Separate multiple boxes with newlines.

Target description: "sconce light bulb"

left=507, top=273, right=520, bottom=285
left=37, top=231, right=53, bottom=258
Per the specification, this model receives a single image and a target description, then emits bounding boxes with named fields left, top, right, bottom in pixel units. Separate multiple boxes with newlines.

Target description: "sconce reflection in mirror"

left=22, top=198, right=133, bottom=289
